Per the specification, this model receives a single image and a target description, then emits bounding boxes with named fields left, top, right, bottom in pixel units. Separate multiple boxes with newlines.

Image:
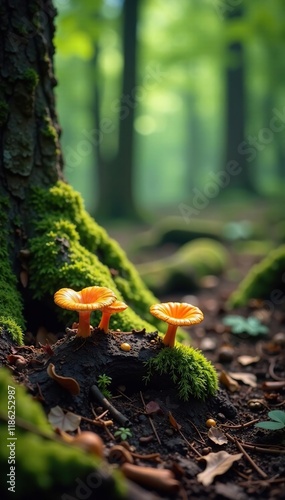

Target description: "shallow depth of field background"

left=54, top=0, right=285, bottom=237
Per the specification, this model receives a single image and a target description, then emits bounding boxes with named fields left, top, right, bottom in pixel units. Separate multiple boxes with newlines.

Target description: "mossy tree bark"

left=0, top=0, right=63, bottom=249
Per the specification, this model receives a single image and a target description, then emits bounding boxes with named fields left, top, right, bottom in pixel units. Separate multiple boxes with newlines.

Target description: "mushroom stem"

left=77, top=311, right=92, bottom=337
left=98, top=312, right=112, bottom=333
left=163, top=324, right=178, bottom=348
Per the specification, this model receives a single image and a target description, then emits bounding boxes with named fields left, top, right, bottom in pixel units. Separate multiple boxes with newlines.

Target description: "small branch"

left=234, top=438, right=268, bottom=479
left=90, top=384, right=130, bottom=427
left=226, top=433, right=285, bottom=455
left=178, top=429, right=202, bottom=458
left=140, top=391, right=161, bottom=445
left=220, top=419, right=259, bottom=429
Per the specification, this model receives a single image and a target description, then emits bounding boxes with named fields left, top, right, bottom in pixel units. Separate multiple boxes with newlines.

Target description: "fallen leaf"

left=36, top=326, right=57, bottom=347
left=168, top=411, right=182, bottom=431
left=47, top=363, right=80, bottom=395
left=20, top=270, right=28, bottom=287
left=237, top=355, right=260, bottom=366
left=208, top=427, right=228, bottom=445
left=48, top=406, right=81, bottom=431
left=219, top=371, right=240, bottom=392
left=229, top=372, right=257, bottom=388
left=145, top=401, right=162, bottom=415
left=197, top=451, right=243, bottom=486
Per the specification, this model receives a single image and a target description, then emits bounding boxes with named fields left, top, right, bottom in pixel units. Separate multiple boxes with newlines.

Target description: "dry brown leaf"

left=36, top=326, right=57, bottom=347
left=229, top=372, right=257, bottom=388
left=208, top=427, right=228, bottom=445
left=20, top=270, right=28, bottom=288
left=168, top=411, right=182, bottom=431
left=48, top=405, right=81, bottom=431
left=47, top=363, right=80, bottom=395
left=219, top=370, right=240, bottom=392
left=237, top=355, right=260, bottom=366
left=145, top=401, right=162, bottom=415
left=197, top=451, right=243, bottom=486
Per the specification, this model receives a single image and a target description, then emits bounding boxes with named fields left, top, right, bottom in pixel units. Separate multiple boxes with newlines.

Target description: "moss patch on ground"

left=0, top=368, right=125, bottom=500
left=145, top=343, right=219, bottom=401
left=228, top=245, right=285, bottom=308
left=28, top=182, right=162, bottom=332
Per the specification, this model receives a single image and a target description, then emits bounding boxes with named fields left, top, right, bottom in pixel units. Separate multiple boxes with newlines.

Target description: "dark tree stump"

left=27, top=329, right=237, bottom=427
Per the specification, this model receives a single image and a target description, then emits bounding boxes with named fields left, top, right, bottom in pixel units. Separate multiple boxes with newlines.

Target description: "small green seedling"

left=255, top=410, right=285, bottom=431
left=223, top=315, right=269, bottom=336
left=114, top=427, right=132, bottom=441
left=97, top=374, right=112, bottom=399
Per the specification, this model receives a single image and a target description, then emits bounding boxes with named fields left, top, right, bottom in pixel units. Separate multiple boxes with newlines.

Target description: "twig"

left=226, top=433, right=285, bottom=455
left=62, top=407, right=113, bottom=428
left=178, top=429, right=202, bottom=457
left=130, top=451, right=161, bottom=462
left=90, top=384, right=130, bottom=427
left=233, top=437, right=268, bottom=479
left=220, top=419, right=259, bottom=429
left=187, top=419, right=206, bottom=445
left=140, top=391, right=161, bottom=445
left=91, top=404, right=115, bottom=440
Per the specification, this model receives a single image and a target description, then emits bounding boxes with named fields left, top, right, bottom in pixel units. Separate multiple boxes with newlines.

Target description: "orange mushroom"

left=98, top=300, right=128, bottom=333
left=150, top=302, right=204, bottom=348
left=54, top=286, right=116, bottom=338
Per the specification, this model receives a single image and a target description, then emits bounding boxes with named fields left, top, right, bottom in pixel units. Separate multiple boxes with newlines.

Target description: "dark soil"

left=3, top=285, right=285, bottom=499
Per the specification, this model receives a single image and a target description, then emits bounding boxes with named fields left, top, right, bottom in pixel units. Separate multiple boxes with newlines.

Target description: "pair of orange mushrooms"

left=54, top=286, right=204, bottom=347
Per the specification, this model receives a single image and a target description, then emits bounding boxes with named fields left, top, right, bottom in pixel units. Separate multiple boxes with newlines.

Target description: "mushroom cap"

left=150, top=302, right=204, bottom=326
left=100, top=299, right=128, bottom=314
left=54, top=286, right=116, bottom=311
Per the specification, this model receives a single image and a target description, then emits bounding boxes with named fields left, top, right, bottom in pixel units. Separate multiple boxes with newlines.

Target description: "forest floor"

left=1, top=228, right=285, bottom=500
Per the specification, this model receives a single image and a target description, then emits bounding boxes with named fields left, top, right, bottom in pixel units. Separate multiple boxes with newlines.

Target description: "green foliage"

left=0, top=197, right=24, bottom=344
left=145, top=343, right=218, bottom=401
left=223, top=315, right=269, bottom=336
left=255, top=410, right=285, bottom=431
left=228, top=245, right=285, bottom=308
left=97, top=374, right=112, bottom=399
left=28, top=182, right=161, bottom=332
left=0, top=368, right=126, bottom=499
left=114, top=427, right=133, bottom=441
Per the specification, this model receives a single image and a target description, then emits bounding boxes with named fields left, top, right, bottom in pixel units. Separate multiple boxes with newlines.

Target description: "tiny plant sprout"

left=150, top=302, right=204, bottom=347
left=114, top=427, right=132, bottom=441
left=98, top=300, right=128, bottom=333
left=54, top=286, right=116, bottom=337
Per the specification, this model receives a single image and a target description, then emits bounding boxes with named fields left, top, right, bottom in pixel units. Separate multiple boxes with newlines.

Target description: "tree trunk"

left=224, top=6, right=255, bottom=192
left=0, top=0, right=63, bottom=242
left=96, top=0, right=140, bottom=220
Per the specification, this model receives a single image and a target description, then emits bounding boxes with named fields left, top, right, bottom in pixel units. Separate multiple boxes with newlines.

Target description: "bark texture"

left=0, top=0, right=63, bottom=237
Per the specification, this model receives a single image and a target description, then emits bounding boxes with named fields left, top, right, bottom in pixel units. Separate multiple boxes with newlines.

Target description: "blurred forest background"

left=53, top=0, right=285, bottom=231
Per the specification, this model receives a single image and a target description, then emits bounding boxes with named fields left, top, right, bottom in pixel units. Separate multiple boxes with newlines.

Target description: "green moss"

left=0, top=99, right=9, bottom=126
left=145, top=343, right=219, bottom=401
left=0, top=368, right=126, bottom=499
left=228, top=245, right=285, bottom=308
left=137, top=238, right=229, bottom=294
left=0, top=197, right=24, bottom=344
left=22, top=68, right=39, bottom=91
left=28, top=182, right=161, bottom=332
left=41, top=117, right=57, bottom=142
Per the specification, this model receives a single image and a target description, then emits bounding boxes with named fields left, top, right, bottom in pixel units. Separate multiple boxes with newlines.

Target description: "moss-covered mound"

left=137, top=238, right=229, bottom=294
left=133, top=216, right=223, bottom=252
left=145, top=343, right=219, bottom=401
left=228, top=245, right=285, bottom=308
left=0, top=197, right=24, bottom=344
left=0, top=368, right=125, bottom=500
left=28, top=182, right=161, bottom=332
